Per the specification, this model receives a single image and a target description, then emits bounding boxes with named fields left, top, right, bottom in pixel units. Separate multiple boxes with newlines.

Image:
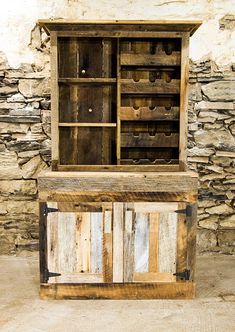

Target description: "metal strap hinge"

left=174, top=205, right=192, bottom=217
left=43, top=204, right=59, bottom=217
left=173, top=269, right=190, bottom=280
left=44, top=268, right=61, bottom=282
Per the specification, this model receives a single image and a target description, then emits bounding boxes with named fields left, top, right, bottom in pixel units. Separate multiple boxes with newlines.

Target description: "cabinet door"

left=122, top=202, right=187, bottom=283
left=46, top=202, right=113, bottom=283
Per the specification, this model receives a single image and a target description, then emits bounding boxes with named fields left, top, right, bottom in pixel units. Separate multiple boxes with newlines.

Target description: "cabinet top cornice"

left=38, top=19, right=202, bottom=36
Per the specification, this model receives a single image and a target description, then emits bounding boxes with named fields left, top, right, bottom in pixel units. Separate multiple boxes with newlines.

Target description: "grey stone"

left=229, top=123, right=235, bottom=135
left=188, top=146, right=214, bottom=157
left=194, top=129, right=235, bottom=151
left=202, top=81, right=235, bottom=101
left=0, top=85, right=18, bottom=95
left=7, top=140, right=40, bottom=152
left=220, top=215, right=235, bottom=228
left=197, top=229, right=217, bottom=250
left=21, top=155, right=49, bottom=179
left=199, top=215, right=219, bottom=230
left=205, top=204, right=234, bottom=215
left=205, top=165, right=223, bottom=173
left=188, top=83, right=202, bottom=101
left=0, top=151, right=22, bottom=179
left=7, top=93, right=26, bottom=103
left=219, top=14, right=235, bottom=30
left=18, top=78, right=50, bottom=98
left=195, top=101, right=234, bottom=111
left=188, top=156, right=209, bottom=164
left=0, top=116, right=40, bottom=123
left=0, top=123, right=29, bottom=134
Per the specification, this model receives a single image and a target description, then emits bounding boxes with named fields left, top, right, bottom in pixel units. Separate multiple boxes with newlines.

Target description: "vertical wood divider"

left=179, top=32, right=190, bottom=164
left=116, top=38, right=121, bottom=164
left=50, top=31, right=59, bottom=169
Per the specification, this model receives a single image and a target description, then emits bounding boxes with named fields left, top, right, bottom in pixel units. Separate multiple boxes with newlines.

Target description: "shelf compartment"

left=120, top=79, right=180, bottom=94
left=59, top=85, right=116, bottom=123
left=120, top=106, right=179, bottom=121
left=59, top=127, right=116, bottom=165
left=59, top=123, right=116, bottom=127
left=120, top=147, right=179, bottom=161
left=121, top=133, right=179, bottom=148
left=120, top=52, right=181, bottom=66
left=58, top=37, right=117, bottom=78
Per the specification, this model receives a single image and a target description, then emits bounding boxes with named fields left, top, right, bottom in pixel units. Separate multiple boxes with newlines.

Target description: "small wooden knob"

left=81, top=69, right=86, bottom=74
left=88, top=108, right=93, bottom=113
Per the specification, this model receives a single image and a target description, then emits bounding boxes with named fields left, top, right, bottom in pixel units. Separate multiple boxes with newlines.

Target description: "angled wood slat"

left=120, top=106, right=179, bottom=121
left=120, top=79, right=180, bottom=94
left=120, top=52, right=181, bottom=66
left=121, top=133, right=179, bottom=148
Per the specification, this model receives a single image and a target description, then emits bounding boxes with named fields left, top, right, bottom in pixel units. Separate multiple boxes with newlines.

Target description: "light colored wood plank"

left=135, top=212, right=149, bottom=272
left=113, top=203, right=124, bottom=282
left=179, top=33, right=190, bottom=164
left=90, top=212, right=103, bottom=274
left=130, top=202, right=179, bottom=213
left=103, top=210, right=113, bottom=282
left=52, top=273, right=103, bottom=283
left=76, top=213, right=91, bottom=273
left=133, top=272, right=176, bottom=283
left=124, top=210, right=135, bottom=282
left=149, top=213, right=159, bottom=273
left=57, top=212, right=77, bottom=274
left=47, top=202, right=59, bottom=283
left=40, top=282, right=196, bottom=300
left=158, top=212, right=177, bottom=274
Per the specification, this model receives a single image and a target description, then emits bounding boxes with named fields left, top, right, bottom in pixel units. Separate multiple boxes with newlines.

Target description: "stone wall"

left=0, top=1, right=235, bottom=255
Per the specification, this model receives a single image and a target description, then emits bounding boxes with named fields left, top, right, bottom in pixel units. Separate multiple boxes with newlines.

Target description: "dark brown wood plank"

left=120, top=106, right=179, bottom=121
left=121, top=79, right=180, bottom=94
left=121, top=133, right=179, bottom=148
left=39, top=202, right=48, bottom=283
left=56, top=164, right=181, bottom=172
left=187, top=203, right=197, bottom=281
left=58, top=78, right=116, bottom=83
left=120, top=52, right=181, bottom=66
left=40, top=282, right=196, bottom=299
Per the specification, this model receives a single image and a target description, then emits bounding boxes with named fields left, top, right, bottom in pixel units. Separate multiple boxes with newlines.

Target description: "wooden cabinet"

left=38, top=20, right=201, bottom=299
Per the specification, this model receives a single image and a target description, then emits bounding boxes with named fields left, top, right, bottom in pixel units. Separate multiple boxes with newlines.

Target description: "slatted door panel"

left=123, top=202, right=186, bottom=283
left=47, top=202, right=112, bottom=283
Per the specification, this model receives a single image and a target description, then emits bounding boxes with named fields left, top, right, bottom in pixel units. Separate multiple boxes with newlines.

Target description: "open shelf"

left=59, top=123, right=117, bottom=127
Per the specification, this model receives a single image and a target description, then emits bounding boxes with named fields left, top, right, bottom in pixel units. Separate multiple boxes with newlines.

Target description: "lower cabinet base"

left=40, top=282, right=195, bottom=300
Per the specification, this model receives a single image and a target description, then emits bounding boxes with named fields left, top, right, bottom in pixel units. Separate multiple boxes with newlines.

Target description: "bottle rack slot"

left=120, top=106, right=179, bottom=121
left=120, top=51, right=181, bottom=67
left=120, top=79, right=180, bottom=94
left=120, top=158, right=179, bottom=165
left=121, top=132, right=179, bottom=148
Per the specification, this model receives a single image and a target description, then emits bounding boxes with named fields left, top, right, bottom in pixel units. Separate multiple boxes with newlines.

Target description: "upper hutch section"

left=39, top=20, right=201, bottom=171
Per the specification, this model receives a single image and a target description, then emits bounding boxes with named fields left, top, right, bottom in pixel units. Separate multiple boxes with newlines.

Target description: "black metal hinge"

left=44, top=268, right=61, bottom=282
left=173, top=269, right=190, bottom=280
left=174, top=205, right=192, bottom=217
left=43, top=204, right=59, bottom=217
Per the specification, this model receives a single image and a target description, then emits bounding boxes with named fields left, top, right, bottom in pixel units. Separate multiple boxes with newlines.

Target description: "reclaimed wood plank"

left=113, top=203, right=124, bottom=282
left=135, top=212, right=149, bottom=272
left=40, top=282, right=196, bottom=300
left=120, top=106, right=179, bottom=121
left=103, top=210, right=113, bottom=282
left=76, top=213, right=91, bottom=273
left=91, top=213, right=103, bottom=273
left=120, top=79, right=180, bottom=94
left=133, top=272, right=175, bottom=282
left=149, top=213, right=159, bottom=273
left=120, top=52, right=181, bottom=66
left=121, top=133, right=179, bottom=148
left=124, top=210, right=135, bottom=282
left=158, top=212, right=177, bottom=274
left=187, top=203, right=197, bottom=281
left=39, top=202, right=48, bottom=283
left=176, top=203, right=188, bottom=276
left=47, top=202, right=59, bottom=283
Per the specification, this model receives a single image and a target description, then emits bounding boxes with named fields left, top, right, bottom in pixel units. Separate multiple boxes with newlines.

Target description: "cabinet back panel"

left=59, top=85, right=116, bottom=123
left=59, top=127, right=116, bottom=165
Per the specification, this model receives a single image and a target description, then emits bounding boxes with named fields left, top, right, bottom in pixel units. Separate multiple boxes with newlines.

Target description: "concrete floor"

left=0, top=254, right=235, bottom=332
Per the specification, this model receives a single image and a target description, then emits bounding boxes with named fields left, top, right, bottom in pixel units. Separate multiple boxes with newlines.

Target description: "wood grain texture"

left=103, top=210, right=113, bottom=282
left=120, top=52, right=181, bottom=66
left=134, top=212, right=149, bottom=273
left=39, top=202, right=48, bottom=283
left=39, top=191, right=197, bottom=203
left=149, top=213, right=159, bottom=273
left=121, top=133, right=179, bottom=148
left=40, top=282, right=196, bottom=299
left=120, top=79, right=180, bottom=94
left=124, top=210, right=135, bottom=282
left=176, top=203, right=187, bottom=275
left=120, top=106, right=179, bottom=121
left=133, top=272, right=175, bottom=283
left=38, top=171, right=198, bottom=194
left=158, top=212, right=177, bottom=274
left=76, top=213, right=91, bottom=273
left=91, top=213, right=103, bottom=273
left=113, top=203, right=124, bottom=282
left=47, top=202, right=59, bottom=283
left=187, top=203, right=197, bottom=281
